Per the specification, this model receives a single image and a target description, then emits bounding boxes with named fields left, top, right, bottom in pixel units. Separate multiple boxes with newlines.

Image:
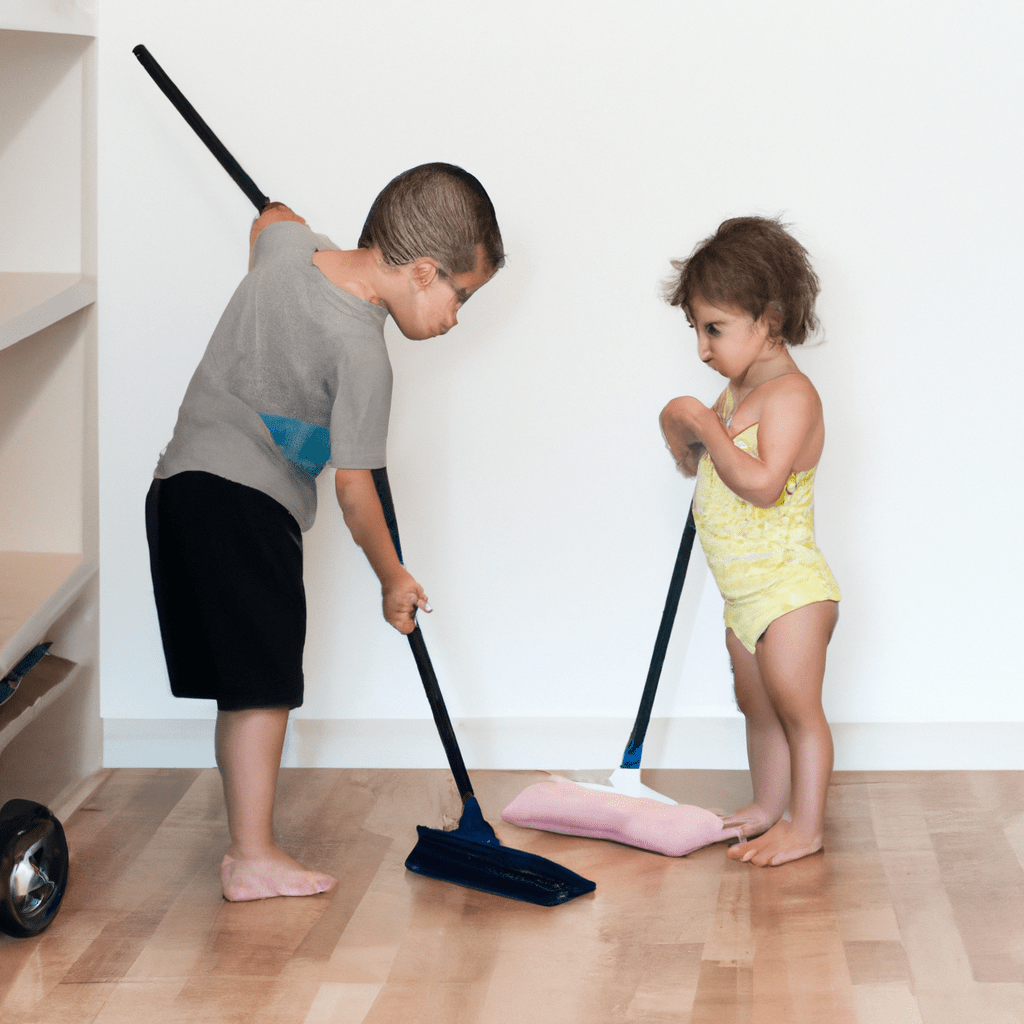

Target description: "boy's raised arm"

left=333, top=469, right=430, bottom=634
left=249, top=202, right=307, bottom=269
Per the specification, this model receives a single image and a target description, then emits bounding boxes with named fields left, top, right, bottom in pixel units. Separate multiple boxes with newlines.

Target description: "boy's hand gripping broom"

left=502, top=509, right=744, bottom=857
left=132, top=44, right=595, bottom=905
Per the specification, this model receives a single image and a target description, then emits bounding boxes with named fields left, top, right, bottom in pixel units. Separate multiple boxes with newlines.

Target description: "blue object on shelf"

left=0, top=643, right=52, bottom=707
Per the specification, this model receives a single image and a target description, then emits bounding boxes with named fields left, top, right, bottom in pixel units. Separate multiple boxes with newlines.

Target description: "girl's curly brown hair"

left=665, top=216, right=820, bottom=346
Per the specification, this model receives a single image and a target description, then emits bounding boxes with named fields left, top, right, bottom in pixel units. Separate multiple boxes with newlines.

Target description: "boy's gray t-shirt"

left=154, top=221, right=392, bottom=531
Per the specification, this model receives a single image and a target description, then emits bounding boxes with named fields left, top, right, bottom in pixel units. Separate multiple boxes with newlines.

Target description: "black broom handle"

left=621, top=506, right=697, bottom=766
left=372, top=469, right=475, bottom=802
left=133, top=45, right=270, bottom=212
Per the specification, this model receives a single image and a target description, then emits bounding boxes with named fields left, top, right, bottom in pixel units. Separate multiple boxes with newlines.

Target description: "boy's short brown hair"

left=358, top=162, right=505, bottom=277
left=666, top=216, right=820, bottom=346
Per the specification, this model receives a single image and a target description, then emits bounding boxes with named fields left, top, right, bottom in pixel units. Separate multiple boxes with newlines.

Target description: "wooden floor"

left=1, top=768, right=1022, bottom=1024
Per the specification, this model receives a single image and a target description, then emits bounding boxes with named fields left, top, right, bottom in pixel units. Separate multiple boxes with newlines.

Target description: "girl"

left=659, top=217, right=840, bottom=867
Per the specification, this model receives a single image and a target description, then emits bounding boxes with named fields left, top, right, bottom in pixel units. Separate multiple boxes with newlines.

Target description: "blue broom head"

left=405, top=797, right=596, bottom=906
left=620, top=741, right=644, bottom=770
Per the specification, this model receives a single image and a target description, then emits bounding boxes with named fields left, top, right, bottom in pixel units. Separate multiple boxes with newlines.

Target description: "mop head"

left=501, top=774, right=744, bottom=857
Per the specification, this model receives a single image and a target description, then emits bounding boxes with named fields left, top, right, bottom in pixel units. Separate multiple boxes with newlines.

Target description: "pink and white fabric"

left=502, top=774, right=744, bottom=857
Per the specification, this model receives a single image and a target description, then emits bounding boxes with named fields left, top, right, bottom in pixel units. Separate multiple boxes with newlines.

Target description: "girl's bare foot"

left=721, top=803, right=778, bottom=840
left=726, top=818, right=822, bottom=866
left=221, top=849, right=337, bottom=902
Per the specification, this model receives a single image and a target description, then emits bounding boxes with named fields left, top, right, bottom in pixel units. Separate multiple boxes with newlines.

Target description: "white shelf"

left=0, top=14, right=100, bottom=805
left=0, top=552, right=96, bottom=679
left=0, top=2, right=97, bottom=37
left=0, top=272, right=96, bottom=351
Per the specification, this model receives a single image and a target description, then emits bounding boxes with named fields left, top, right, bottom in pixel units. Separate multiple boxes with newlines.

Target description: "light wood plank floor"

left=2, top=768, right=1022, bottom=1023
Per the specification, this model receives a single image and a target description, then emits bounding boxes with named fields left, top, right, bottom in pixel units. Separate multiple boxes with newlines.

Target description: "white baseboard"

left=102, top=717, right=1024, bottom=771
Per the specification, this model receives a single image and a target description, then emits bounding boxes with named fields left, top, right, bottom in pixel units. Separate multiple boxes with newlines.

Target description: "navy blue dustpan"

left=373, top=469, right=596, bottom=907
left=406, top=796, right=595, bottom=906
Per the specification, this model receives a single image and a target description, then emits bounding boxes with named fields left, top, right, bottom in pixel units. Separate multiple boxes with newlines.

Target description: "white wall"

left=98, top=0, right=1024, bottom=770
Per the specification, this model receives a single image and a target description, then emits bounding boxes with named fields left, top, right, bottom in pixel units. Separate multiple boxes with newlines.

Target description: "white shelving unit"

left=0, top=3, right=101, bottom=807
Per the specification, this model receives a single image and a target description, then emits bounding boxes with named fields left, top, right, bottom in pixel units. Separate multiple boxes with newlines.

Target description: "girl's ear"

left=761, top=302, right=785, bottom=341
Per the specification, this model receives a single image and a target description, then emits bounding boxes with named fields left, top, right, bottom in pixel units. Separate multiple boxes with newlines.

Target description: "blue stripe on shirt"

left=258, top=413, right=331, bottom=475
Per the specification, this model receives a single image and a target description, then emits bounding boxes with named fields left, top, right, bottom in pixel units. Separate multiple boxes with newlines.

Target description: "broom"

left=372, top=469, right=595, bottom=904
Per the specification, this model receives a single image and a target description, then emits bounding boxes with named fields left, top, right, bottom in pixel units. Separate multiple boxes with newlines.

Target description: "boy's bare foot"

left=221, top=850, right=337, bottom=902
left=726, top=819, right=822, bottom=866
left=721, top=803, right=778, bottom=840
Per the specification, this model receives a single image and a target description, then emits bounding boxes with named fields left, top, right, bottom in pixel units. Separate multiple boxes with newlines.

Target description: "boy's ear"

left=410, top=259, right=440, bottom=290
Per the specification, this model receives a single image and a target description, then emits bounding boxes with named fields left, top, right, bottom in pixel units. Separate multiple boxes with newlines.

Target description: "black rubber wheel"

left=0, top=800, right=69, bottom=938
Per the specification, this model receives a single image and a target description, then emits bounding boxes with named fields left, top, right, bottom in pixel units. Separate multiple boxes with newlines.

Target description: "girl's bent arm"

left=334, top=469, right=429, bottom=634
left=664, top=381, right=821, bottom=507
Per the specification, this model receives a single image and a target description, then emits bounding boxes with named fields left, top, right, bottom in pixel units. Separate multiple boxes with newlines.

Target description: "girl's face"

left=684, top=293, right=774, bottom=383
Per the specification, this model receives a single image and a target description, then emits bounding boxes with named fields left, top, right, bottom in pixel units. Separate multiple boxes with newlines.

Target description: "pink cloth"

left=501, top=774, right=744, bottom=857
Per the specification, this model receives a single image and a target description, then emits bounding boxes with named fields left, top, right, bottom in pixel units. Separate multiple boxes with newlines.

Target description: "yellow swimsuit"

left=692, top=391, right=840, bottom=654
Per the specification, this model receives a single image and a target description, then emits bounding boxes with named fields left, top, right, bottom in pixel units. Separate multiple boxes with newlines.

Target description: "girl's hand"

left=673, top=441, right=705, bottom=478
left=381, top=572, right=431, bottom=635
left=660, top=396, right=713, bottom=475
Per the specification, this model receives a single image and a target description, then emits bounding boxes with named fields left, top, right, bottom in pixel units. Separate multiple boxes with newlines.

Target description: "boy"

left=146, top=163, right=504, bottom=900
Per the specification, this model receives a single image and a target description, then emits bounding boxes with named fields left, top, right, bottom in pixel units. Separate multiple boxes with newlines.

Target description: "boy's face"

left=390, top=245, right=494, bottom=341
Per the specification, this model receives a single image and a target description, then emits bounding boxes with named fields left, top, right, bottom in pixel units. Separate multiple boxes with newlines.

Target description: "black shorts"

left=145, top=471, right=306, bottom=711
